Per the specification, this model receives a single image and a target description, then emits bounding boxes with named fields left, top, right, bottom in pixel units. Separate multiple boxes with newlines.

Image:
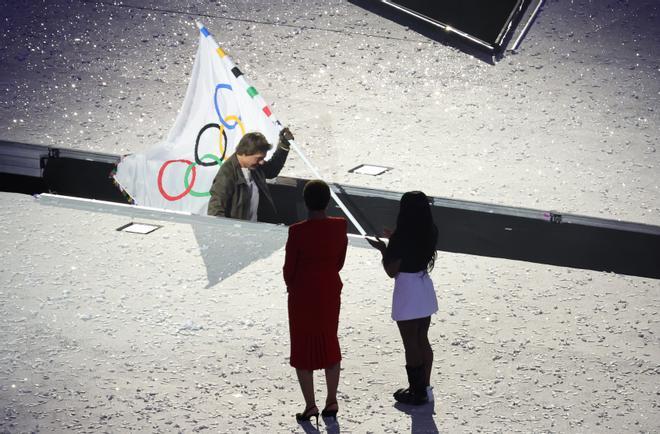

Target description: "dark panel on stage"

left=271, top=179, right=660, bottom=280
left=428, top=205, right=659, bottom=279
left=381, top=0, right=528, bottom=51
left=2, top=140, right=659, bottom=279
left=0, top=173, right=47, bottom=196
left=391, top=0, right=519, bottom=44
left=42, top=157, right=128, bottom=203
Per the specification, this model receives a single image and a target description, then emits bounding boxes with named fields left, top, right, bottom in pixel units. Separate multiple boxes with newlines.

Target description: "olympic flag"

left=113, top=22, right=282, bottom=214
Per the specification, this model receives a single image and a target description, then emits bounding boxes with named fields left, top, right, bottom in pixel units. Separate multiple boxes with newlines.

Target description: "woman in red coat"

left=283, top=180, right=348, bottom=424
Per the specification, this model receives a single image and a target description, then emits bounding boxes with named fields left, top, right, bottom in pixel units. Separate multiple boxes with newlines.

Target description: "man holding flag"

left=114, top=21, right=366, bottom=235
left=207, top=127, right=294, bottom=222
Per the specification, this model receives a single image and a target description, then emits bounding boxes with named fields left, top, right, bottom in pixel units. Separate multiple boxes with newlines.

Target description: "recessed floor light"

left=348, top=164, right=391, bottom=176
left=116, top=222, right=162, bottom=234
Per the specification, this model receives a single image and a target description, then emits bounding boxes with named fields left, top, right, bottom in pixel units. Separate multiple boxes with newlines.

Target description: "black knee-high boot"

left=393, top=365, right=428, bottom=405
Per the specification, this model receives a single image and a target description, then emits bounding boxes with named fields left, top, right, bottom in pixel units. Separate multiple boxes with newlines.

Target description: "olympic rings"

left=223, top=115, right=246, bottom=136
left=194, top=117, right=246, bottom=168
left=184, top=153, right=223, bottom=197
left=158, top=159, right=196, bottom=202
left=214, top=83, right=242, bottom=130
left=157, top=82, right=250, bottom=202
left=195, top=123, right=227, bottom=166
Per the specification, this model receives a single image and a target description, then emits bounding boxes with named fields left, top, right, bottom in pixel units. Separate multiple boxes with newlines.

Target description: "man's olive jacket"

left=207, top=146, right=289, bottom=222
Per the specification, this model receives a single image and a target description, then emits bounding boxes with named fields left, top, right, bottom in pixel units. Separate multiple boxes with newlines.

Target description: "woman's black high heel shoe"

left=321, top=402, right=339, bottom=419
left=295, top=405, right=319, bottom=425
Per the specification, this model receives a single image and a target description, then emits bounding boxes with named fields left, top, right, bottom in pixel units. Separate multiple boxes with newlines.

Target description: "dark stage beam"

left=1, top=140, right=659, bottom=279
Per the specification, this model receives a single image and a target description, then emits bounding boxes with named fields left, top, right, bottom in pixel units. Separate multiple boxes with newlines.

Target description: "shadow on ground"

left=394, top=401, right=439, bottom=433
left=193, top=220, right=288, bottom=288
left=295, top=414, right=341, bottom=433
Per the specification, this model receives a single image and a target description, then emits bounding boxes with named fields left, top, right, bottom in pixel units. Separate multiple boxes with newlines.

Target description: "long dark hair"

left=391, top=191, right=438, bottom=272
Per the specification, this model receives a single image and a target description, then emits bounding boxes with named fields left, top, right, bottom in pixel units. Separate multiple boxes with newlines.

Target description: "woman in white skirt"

left=368, top=191, right=439, bottom=405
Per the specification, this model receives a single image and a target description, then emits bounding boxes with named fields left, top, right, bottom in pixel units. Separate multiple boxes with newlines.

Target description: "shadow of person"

left=295, top=416, right=341, bottom=434
left=300, top=422, right=321, bottom=434
left=394, top=401, right=439, bottom=434
left=322, top=415, right=341, bottom=434
left=298, top=419, right=320, bottom=434
left=192, top=220, right=288, bottom=288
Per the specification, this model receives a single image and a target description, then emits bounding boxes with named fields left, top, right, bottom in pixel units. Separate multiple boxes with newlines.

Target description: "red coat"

left=283, top=217, right=348, bottom=370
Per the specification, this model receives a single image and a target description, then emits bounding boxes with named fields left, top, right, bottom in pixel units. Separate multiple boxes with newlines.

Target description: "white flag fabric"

left=114, top=23, right=281, bottom=214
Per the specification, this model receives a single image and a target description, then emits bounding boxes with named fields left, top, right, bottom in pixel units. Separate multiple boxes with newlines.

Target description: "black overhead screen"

left=386, top=0, right=525, bottom=48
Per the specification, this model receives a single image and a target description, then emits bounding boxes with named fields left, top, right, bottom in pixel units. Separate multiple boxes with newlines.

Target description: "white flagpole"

left=197, top=21, right=368, bottom=236
left=287, top=139, right=367, bottom=235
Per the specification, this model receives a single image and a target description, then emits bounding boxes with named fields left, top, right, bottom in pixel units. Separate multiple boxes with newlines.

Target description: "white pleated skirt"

left=392, top=271, right=438, bottom=321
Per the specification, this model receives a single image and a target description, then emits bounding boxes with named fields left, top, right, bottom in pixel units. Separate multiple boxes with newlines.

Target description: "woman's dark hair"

left=303, top=180, right=331, bottom=211
left=391, top=191, right=438, bottom=272
left=235, top=132, right=272, bottom=156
